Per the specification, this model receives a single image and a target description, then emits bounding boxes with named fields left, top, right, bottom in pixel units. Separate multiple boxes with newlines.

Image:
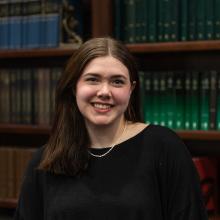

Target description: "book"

left=200, top=71, right=210, bottom=130
left=0, top=0, right=9, bottom=49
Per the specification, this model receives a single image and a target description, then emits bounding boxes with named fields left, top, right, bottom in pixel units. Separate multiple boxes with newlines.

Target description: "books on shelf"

left=0, top=0, right=84, bottom=50
left=139, top=70, right=220, bottom=131
left=114, top=0, right=220, bottom=43
left=0, top=146, right=36, bottom=199
left=0, top=67, right=62, bottom=125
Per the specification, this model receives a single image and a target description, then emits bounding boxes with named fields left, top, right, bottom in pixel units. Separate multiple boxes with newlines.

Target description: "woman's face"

left=76, top=56, right=133, bottom=127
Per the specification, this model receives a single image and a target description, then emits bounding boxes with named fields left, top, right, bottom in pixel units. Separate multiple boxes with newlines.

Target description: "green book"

left=196, top=0, right=205, bottom=40
left=179, top=0, right=188, bottom=41
left=135, top=0, right=141, bottom=42
left=152, top=72, right=160, bottom=125
left=148, top=0, right=157, bottom=42
left=166, top=71, right=175, bottom=128
left=124, top=0, right=136, bottom=43
left=216, top=72, right=220, bottom=130
left=205, top=0, right=214, bottom=40
left=184, top=71, right=191, bottom=130
left=170, top=0, right=179, bottom=41
left=188, top=0, right=196, bottom=40
left=191, top=71, right=200, bottom=130
left=200, top=71, right=210, bottom=130
left=214, top=0, right=220, bottom=39
left=159, top=72, right=167, bottom=126
left=157, top=0, right=164, bottom=42
left=209, top=70, right=217, bottom=130
left=140, top=0, right=148, bottom=42
left=174, top=71, right=185, bottom=130
left=162, top=0, right=171, bottom=42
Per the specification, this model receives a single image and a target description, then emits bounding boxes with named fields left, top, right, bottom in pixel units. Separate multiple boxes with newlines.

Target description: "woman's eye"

left=112, top=79, right=125, bottom=86
left=85, top=77, right=99, bottom=83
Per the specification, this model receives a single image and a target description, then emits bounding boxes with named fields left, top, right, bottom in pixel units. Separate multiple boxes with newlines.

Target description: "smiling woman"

left=14, top=38, right=208, bottom=220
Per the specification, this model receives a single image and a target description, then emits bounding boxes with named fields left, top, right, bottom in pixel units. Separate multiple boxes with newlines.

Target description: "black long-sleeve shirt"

left=14, top=124, right=208, bottom=219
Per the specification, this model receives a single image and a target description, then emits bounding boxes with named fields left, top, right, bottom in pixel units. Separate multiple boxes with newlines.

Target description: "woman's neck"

left=86, top=118, right=127, bottom=149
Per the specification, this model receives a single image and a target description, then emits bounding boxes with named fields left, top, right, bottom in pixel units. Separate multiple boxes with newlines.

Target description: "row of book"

left=0, top=67, right=62, bottom=125
left=0, top=146, right=36, bottom=199
left=0, top=0, right=83, bottom=49
left=114, top=0, right=220, bottom=43
left=139, top=70, right=220, bottom=130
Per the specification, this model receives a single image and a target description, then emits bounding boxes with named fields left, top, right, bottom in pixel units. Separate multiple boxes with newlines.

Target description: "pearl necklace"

left=88, top=121, right=127, bottom=158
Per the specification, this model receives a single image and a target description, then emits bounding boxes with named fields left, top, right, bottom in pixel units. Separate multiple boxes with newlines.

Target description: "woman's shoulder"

left=145, top=124, right=190, bottom=158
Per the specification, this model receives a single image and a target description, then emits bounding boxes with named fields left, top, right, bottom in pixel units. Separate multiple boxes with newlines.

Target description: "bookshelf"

left=0, top=0, right=220, bottom=218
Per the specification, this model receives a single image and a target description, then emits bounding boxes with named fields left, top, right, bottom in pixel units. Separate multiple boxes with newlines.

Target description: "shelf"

left=127, top=40, right=220, bottom=53
left=1, top=124, right=220, bottom=141
left=1, top=41, right=220, bottom=59
left=0, top=47, right=76, bottom=59
left=177, top=130, right=220, bottom=141
left=0, top=124, right=50, bottom=135
left=0, top=198, right=17, bottom=209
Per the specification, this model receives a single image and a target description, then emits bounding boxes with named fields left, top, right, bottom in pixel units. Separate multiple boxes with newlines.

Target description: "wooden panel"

left=127, top=40, right=220, bottom=53
left=91, top=0, right=113, bottom=37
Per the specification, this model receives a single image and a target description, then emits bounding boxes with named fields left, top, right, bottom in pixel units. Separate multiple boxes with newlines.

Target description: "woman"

left=14, top=37, right=208, bottom=219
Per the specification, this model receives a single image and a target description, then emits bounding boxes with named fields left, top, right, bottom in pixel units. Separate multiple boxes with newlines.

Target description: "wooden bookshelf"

left=0, top=47, right=76, bottom=59
left=0, top=0, right=219, bottom=214
left=127, top=40, right=220, bottom=54
left=0, top=124, right=50, bottom=135
left=0, top=199, right=17, bottom=209
left=177, top=130, right=220, bottom=141
left=1, top=124, right=220, bottom=141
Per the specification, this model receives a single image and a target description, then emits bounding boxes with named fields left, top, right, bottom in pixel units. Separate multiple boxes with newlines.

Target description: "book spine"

left=205, top=0, right=214, bottom=40
left=170, top=0, right=179, bottom=41
left=200, top=71, right=210, bottom=130
left=44, top=0, right=61, bottom=47
left=21, top=0, right=28, bottom=48
left=163, top=0, right=171, bottom=42
left=26, top=0, right=41, bottom=48
left=140, top=0, right=148, bottom=42
left=166, top=71, right=175, bottom=129
left=214, top=0, right=220, bottom=39
left=179, top=0, right=188, bottom=41
left=148, top=0, right=157, bottom=42
left=9, top=0, right=22, bottom=49
left=174, top=71, right=185, bottom=130
left=209, top=70, right=217, bottom=130
left=184, top=71, right=191, bottom=130
left=196, top=0, right=205, bottom=40
left=159, top=72, right=167, bottom=126
left=0, top=0, right=9, bottom=49
left=152, top=72, right=160, bottom=125
left=188, top=0, right=197, bottom=40
left=191, top=71, right=200, bottom=130
left=216, top=72, right=220, bottom=130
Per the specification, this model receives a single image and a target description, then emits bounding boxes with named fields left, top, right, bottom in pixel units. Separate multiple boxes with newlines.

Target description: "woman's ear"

left=131, top=81, right=136, bottom=92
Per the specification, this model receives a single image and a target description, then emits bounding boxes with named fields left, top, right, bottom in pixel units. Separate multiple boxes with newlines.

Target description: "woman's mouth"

left=92, top=103, right=113, bottom=110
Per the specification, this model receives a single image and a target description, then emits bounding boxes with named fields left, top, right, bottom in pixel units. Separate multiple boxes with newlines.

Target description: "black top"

left=14, top=124, right=208, bottom=220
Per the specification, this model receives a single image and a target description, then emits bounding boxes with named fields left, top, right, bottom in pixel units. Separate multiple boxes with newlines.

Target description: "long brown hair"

left=38, top=37, right=142, bottom=175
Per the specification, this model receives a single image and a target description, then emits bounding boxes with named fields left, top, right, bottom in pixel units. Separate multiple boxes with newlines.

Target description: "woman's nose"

left=97, top=83, right=111, bottom=99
